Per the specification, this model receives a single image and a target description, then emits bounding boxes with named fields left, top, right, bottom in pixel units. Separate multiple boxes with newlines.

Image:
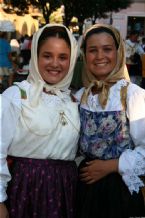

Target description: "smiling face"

left=38, top=37, right=71, bottom=84
left=85, top=32, right=117, bottom=80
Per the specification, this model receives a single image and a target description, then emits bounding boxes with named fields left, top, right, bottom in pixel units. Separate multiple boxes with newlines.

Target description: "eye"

left=88, top=48, right=97, bottom=53
left=59, top=55, right=69, bottom=60
left=104, top=47, right=113, bottom=52
left=43, top=54, right=51, bottom=58
left=103, top=45, right=116, bottom=52
left=41, top=52, right=51, bottom=59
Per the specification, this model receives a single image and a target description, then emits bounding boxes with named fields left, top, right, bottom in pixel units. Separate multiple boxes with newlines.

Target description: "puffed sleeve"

left=0, top=87, right=21, bottom=202
left=119, top=84, right=145, bottom=194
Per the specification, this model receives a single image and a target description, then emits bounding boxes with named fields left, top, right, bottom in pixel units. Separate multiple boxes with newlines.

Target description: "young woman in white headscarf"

left=0, top=24, right=80, bottom=218
left=75, top=23, right=145, bottom=218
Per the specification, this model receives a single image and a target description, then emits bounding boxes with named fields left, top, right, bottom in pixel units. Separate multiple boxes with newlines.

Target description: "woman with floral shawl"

left=0, top=24, right=80, bottom=218
left=75, top=23, right=145, bottom=218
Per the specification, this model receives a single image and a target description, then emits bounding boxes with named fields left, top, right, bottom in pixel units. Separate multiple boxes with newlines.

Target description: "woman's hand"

left=79, top=159, right=119, bottom=184
left=0, top=203, right=9, bottom=218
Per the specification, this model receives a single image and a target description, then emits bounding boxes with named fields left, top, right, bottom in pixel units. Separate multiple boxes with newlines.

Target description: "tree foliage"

left=5, top=0, right=132, bottom=27
left=72, top=0, right=132, bottom=23
left=30, top=0, right=60, bottom=23
left=62, top=0, right=132, bottom=33
left=7, top=0, right=60, bottom=23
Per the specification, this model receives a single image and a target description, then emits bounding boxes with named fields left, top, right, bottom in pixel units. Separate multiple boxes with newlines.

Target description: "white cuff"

left=119, top=149, right=145, bottom=194
left=0, top=184, right=7, bottom=203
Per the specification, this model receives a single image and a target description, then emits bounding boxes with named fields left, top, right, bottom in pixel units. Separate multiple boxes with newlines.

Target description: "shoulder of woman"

left=126, top=83, right=145, bottom=115
left=2, top=81, right=30, bottom=107
left=73, top=87, right=85, bottom=102
left=127, top=83, right=145, bottom=99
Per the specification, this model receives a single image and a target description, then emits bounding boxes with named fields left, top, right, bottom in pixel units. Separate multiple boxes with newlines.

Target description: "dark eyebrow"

left=59, top=53, right=70, bottom=56
left=42, top=51, right=69, bottom=56
left=102, top=44, right=115, bottom=47
left=87, top=44, right=114, bottom=49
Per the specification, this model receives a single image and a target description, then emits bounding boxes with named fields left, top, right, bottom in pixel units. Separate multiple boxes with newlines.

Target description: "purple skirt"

left=6, top=157, right=78, bottom=218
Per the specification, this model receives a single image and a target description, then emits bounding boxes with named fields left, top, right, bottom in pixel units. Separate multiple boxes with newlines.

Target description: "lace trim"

left=41, top=92, right=70, bottom=107
left=117, top=79, right=128, bottom=87
left=0, top=183, right=8, bottom=202
left=122, top=174, right=144, bottom=194
left=122, top=153, right=145, bottom=194
left=85, top=80, right=128, bottom=111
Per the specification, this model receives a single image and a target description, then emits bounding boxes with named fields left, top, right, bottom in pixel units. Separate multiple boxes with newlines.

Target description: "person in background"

left=0, top=32, right=14, bottom=91
left=20, top=34, right=30, bottom=50
left=75, top=23, right=145, bottom=218
left=125, top=30, right=144, bottom=86
left=140, top=37, right=145, bottom=89
left=27, top=35, right=33, bottom=50
left=141, top=53, right=145, bottom=89
left=10, top=38, right=20, bottom=76
left=141, top=37, right=145, bottom=52
left=19, top=35, right=31, bottom=68
left=10, top=38, right=20, bottom=56
left=13, top=46, right=31, bottom=83
left=0, top=23, right=80, bottom=218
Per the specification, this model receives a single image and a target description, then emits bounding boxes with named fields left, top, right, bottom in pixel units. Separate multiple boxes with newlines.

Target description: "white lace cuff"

left=122, top=173, right=144, bottom=194
left=119, top=151, right=145, bottom=194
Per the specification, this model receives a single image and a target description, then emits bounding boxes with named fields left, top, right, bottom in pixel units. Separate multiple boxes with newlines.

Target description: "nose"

left=51, top=57, right=59, bottom=67
left=96, top=50, right=104, bottom=59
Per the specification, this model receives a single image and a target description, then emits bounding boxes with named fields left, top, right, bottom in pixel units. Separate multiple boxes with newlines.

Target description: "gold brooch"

left=59, top=111, right=68, bottom=126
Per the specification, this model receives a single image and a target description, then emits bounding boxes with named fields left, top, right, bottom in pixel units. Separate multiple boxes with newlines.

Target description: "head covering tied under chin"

left=81, top=23, right=130, bottom=109
left=27, top=23, right=78, bottom=107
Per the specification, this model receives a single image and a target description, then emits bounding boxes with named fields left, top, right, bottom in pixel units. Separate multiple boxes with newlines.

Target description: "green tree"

left=5, top=0, right=132, bottom=28
left=72, top=0, right=132, bottom=33
left=30, top=0, right=60, bottom=23
left=6, top=0, right=60, bottom=23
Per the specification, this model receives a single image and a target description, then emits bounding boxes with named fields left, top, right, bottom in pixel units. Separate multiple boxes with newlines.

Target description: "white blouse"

left=75, top=79, right=145, bottom=194
left=0, top=80, right=80, bottom=202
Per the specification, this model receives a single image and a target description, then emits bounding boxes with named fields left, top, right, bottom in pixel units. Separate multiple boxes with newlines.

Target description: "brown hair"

left=37, top=26, right=71, bottom=55
left=82, top=27, right=119, bottom=54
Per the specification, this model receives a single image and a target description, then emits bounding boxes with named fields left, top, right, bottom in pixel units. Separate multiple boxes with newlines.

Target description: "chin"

left=45, top=79, right=61, bottom=85
left=45, top=81, right=56, bottom=85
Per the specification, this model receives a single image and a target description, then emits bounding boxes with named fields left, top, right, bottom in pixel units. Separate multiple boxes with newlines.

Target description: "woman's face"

left=38, top=37, right=71, bottom=84
left=85, top=32, right=117, bottom=80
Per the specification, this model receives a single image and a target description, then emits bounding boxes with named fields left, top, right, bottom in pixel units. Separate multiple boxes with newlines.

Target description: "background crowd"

left=0, top=25, right=145, bottom=93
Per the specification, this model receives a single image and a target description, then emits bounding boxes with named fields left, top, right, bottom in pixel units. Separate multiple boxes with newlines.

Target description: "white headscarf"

left=27, top=23, right=78, bottom=107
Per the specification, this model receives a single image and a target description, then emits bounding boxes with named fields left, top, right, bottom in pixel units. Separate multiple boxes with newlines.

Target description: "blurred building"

left=112, top=0, right=145, bottom=39
left=96, top=0, right=145, bottom=39
left=0, top=1, right=40, bottom=39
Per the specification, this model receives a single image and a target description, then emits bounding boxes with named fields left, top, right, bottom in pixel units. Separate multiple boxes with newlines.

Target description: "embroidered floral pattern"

left=79, top=108, right=134, bottom=159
